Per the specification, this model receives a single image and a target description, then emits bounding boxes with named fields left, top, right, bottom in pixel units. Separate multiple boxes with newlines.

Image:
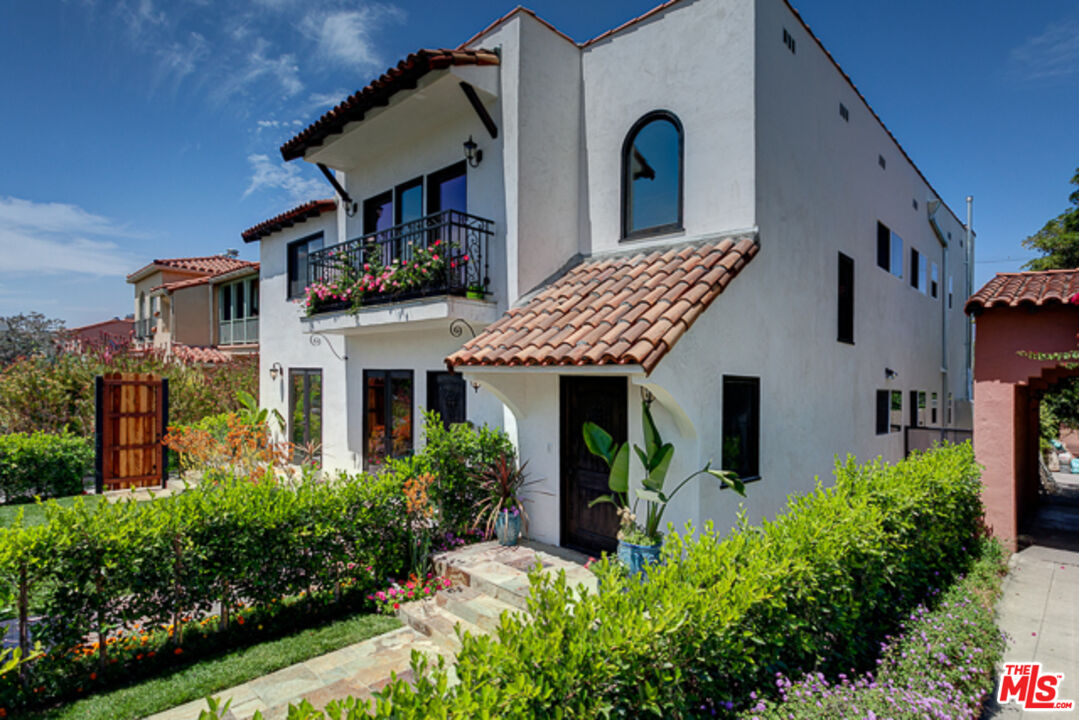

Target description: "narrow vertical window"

left=890, top=390, right=903, bottom=432
left=930, top=262, right=939, bottom=299
left=722, top=376, right=760, bottom=479
left=931, top=392, right=938, bottom=425
left=890, top=231, right=903, bottom=279
left=622, top=111, right=683, bottom=239
left=877, top=222, right=891, bottom=271
left=910, top=248, right=920, bottom=290
left=289, top=369, right=322, bottom=465
left=876, top=390, right=889, bottom=435
left=287, top=233, right=323, bottom=299
left=948, top=276, right=954, bottom=309
left=838, top=252, right=854, bottom=344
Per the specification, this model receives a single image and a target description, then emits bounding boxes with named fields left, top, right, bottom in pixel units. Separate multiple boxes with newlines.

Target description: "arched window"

left=621, top=110, right=683, bottom=239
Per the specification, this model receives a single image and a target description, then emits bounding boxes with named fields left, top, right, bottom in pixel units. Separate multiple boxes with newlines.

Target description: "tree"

left=0, top=312, right=65, bottom=366
left=1023, top=166, right=1079, bottom=270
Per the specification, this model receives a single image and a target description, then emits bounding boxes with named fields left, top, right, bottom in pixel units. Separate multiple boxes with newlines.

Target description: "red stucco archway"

left=967, top=271, right=1079, bottom=551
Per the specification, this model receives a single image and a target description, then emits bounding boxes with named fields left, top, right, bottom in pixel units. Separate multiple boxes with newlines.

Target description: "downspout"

left=208, top=283, right=215, bottom=348
left=928, top=199, right=948, bottom=428
left=965, top=196, right=975, bottom=402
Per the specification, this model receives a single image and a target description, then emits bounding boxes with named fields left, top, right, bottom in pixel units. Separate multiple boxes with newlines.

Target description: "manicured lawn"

left=29, top=612, right=400, bottom=720
left=0, top=493, right=104, bottom=528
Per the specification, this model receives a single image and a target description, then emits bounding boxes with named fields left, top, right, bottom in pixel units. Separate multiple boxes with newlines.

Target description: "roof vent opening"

left=225, top=248, right=239, bottom=258
left=782, top=28, right=796, bottom=54
left=878, top=154, right=886, bottom=170
left=912, top=198, right=918, bottom=210
left=839, top=103, right=849, bottom=122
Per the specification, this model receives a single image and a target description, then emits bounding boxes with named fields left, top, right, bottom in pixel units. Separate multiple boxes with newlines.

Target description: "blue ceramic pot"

left=617, top=539, right=662, bottom=578
left=495, top=510, right=522, bottom=546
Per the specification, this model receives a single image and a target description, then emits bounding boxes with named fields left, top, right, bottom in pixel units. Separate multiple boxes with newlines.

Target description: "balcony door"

left=428, top=162, right=467, bottom=215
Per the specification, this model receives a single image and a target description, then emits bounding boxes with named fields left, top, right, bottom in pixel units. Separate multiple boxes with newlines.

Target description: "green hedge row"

left=0, top=432, right=92, bottom=504
left=250, top=443, right=982, bottom=719
left=744, top=537, right=1008, bottom=719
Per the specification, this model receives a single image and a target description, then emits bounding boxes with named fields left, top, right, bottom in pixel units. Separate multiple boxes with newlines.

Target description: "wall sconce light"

left=640, top=386, right=655, bottom=407
left=885, top=367, right=898, bottom=380
left=269, top=362, right=283, bottom=381
left=463, top=135, right=483, bottom=168
left=471, top=380, right=481, bottom=394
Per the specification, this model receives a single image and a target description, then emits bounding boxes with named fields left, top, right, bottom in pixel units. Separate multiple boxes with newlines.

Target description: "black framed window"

left=875, top=390, right=890, bottom=435
left=427, top=371, right=466, bottom=428
left=286, top=233, right=323, bottom=299
left=428, top=162, right=467, bottom=215
left=876, top=389, right=903, bottom=435
left=364, top=370, right=414, bottom=468
left=289, top=369, right=322, bottom=464
left=363, top=191, right=393, bottom=235
left=622, top=110, right=683, bottom=240
left=395, top=178, right=423, bottom=225
left=876, top=221, right=903, bottom=279
left=910, top=248, right=921, bottom=290
left=722, top=376, right=760, bottom=479
left=838, top=252, right=854, bottom=344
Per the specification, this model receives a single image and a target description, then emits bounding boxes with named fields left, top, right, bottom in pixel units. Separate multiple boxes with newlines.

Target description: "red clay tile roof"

left=153, top=263, right=259, bottom=293
left=170, top=344, right=234, bottom=364
left=280, top=49, right=500, bottom=162
left=242, top=199, right=337, bottom=243
left=965, top=269, right=1079, bottom=314
left=447, top=235, right=758, bottom=374
left=127, top=256, right=256, bottom=283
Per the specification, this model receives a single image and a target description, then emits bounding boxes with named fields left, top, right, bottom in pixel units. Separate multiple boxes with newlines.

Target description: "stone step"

left=396, top=598, right=488, bottom=655
left=435, top=585, right=523, bottom=633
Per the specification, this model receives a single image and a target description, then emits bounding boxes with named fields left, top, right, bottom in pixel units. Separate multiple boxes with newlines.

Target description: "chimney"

left=225, top=248, right=239, bottom=258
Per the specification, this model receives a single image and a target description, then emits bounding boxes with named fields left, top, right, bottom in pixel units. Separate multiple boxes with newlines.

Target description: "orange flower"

left=136, top=654, right=143, bottom=661
left=90, top=672, right=97, bottom=681
left=174, top=647, right=183, bottom=655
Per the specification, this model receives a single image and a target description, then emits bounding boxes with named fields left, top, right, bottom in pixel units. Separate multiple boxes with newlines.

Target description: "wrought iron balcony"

left=306, top=210, right=493, bottom=315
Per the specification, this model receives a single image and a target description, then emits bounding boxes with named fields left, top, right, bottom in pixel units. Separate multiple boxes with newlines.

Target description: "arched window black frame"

left=621, top=110, right=684, bottom=240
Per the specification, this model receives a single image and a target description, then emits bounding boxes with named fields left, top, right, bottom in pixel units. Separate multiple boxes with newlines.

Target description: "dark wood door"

left=427, top=371, right=467, bottom=427
left=560, top=376, right=627, bottom=555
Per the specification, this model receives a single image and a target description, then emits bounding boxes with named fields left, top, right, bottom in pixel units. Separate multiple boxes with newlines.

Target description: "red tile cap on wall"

left=965, top=269, right=1079, bottom=314
left=447, top=235, right=758, bottom=375
left=280, top=49, right=500, bottom=162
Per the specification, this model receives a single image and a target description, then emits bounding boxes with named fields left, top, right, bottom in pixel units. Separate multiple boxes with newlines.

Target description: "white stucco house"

left=244, top=0, right=975, bottom=555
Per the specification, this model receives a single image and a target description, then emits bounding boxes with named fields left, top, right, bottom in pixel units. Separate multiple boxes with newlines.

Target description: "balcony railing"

left=219, top=317, right=258, bottom=345
left=306, top=210, right=493, bottom=314
left=134, top=318, right=152, bottom=340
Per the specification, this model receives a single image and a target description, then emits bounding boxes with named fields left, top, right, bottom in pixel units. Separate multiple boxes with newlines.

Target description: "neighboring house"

left=125, top=254, right=259, bottom=360
left=250, top=0, right=974, bottom=555
left=66, top=316, right=134, bottom=351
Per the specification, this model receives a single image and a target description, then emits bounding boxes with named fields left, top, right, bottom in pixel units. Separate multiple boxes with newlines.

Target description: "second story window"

left=219, top=276, right=258, bottom=345
left=287, top=233, right=323, bottom=299
left=876, top=221, right=903, bottom=279
left=622, top=111, right=683, bottom=239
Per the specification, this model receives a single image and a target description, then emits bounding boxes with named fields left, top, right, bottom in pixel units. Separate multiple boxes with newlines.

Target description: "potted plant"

left=466, top=283, right=486, bottom=300
left=472, top=452, right=535, bottom=546
left=583, top=401, right=746, bottom=577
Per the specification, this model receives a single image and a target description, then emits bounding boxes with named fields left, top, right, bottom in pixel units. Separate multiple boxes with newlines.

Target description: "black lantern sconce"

left=269, top=362, right=284, bottom=381
left=463, top=135, right=483, bottom=168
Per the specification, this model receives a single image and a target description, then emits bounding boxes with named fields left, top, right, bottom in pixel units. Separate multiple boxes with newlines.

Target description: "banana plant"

left=584, top=401, right=746, bottom=543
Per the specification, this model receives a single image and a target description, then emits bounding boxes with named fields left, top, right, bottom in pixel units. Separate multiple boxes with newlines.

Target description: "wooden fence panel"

left=95, top=372, right=169, bottom=492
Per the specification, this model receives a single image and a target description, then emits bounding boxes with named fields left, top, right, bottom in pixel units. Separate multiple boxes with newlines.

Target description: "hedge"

left=746, top=537, right=1008, bottom=719
left=0, top=432, right=93, bottom=504
left=239, top=443, right=983, bottom=719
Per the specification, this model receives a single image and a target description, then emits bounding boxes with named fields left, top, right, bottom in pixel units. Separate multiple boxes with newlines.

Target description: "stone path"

left=146, top=541, right=593, bottom=720
left=984, top=545, right=1079, bottom=717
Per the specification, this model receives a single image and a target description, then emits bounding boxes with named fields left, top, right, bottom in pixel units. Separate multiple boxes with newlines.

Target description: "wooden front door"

left=95, top=373, right=169, bottom=492
left=560, top=376, right=626, bottom=555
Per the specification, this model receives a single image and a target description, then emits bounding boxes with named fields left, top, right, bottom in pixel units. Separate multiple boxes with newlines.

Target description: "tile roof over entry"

left=280, top=49, right=500, bottom=161
left=447, top=235, right=758, bottom=375
left=965, top=269, right=1079, bottom=313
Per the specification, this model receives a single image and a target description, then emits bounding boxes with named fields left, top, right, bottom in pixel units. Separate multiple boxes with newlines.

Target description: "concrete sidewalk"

left=985, top=544, right=1079, bottom=718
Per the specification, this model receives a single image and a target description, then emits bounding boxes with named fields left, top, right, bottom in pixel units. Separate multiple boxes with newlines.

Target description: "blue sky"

left=1, top=0, right=1077, bottom=326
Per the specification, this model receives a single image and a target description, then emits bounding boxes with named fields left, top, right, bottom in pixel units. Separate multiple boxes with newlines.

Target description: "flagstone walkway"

left=146, top=540, right=593, bottom=720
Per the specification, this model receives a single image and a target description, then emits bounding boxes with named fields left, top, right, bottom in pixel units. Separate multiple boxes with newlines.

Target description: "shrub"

left=0, top=432, right=93, bottom=503
left=420, top=410, right=516, bottom=535
left=745, top=538, right=1008, bottom=719
left=242, top=443, right=984, bottom=719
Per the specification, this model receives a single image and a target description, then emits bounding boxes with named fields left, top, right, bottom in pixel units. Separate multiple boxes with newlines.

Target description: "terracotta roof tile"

left=447, top=235, right=758, bottom=374
left=150, top=261, right=259, bottom=293
left=281, top=49, right=500, bottom=161
left=242, top=199, right=336, bottom=242
left=170, top=344, right=234, bottom=364
left=127, top=256, right=257, bottom=283
left=965, top=269, right=1079, bottom=314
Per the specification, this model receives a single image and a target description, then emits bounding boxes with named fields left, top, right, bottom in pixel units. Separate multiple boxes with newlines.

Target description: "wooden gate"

left=94, top=373, right=169, bottom=492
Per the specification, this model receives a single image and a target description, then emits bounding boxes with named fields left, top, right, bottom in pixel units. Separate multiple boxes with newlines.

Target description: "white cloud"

left=0, top=198, right=141, bottom=278
left=155, top=31, right=210, bottom=84
left=303, top=6, right=404, bottom=69
left=116, top=0, right=167, bottom=36
left=1009, top=20, right=1079, bottom=80
left=0, top=197, right=145, bottom=239
left=211, top=38, right=303, bottom=104
left=243, top=154, right=325, bottom=203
